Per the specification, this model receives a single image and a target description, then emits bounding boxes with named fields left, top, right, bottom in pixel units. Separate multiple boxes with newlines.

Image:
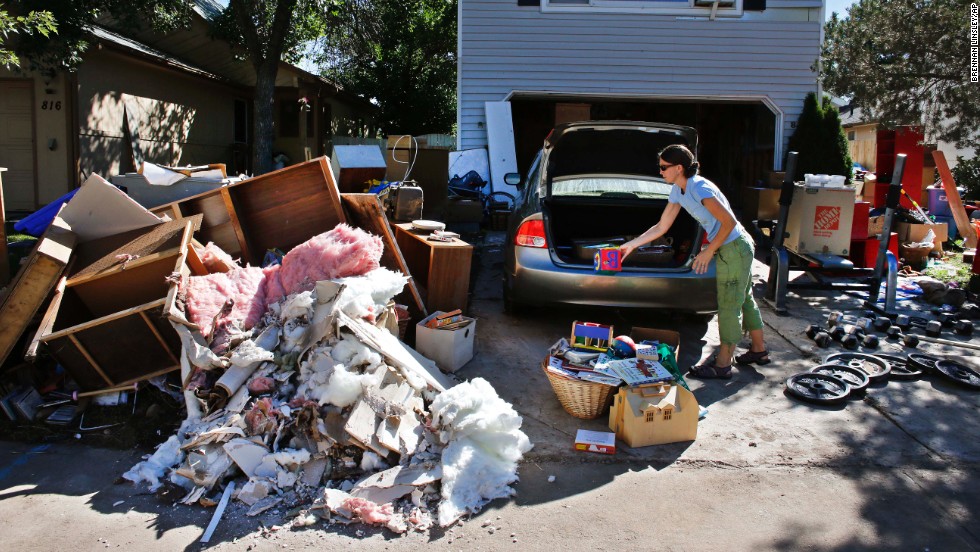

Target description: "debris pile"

left=122, top=225, right=532, bottom=532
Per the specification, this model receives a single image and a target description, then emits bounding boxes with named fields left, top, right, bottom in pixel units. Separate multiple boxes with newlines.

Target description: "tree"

left=5, top=1, right=191, bottom=71
left=318, top=0, right=456, bottom=135
left=213, top=0, right=334, bottom=174
left=819, top=0, right=980, bottom=150
left=0, top=6, right=56, bottom=69
left=785, top=92, right=852, bottom=182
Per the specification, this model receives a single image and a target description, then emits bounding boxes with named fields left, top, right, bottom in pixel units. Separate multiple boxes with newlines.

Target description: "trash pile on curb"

left=0, top=158, right=532, bottom=535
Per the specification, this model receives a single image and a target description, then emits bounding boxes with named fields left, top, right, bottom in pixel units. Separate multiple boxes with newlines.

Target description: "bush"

left=952, top=156, right=980, bottom=200
left=785, top=92, right=852, bottom=183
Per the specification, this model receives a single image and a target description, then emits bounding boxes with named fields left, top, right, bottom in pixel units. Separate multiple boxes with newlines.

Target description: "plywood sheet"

left=484, top=101, right=520, bottom=197
left=0, top=217, right=76, bottom=367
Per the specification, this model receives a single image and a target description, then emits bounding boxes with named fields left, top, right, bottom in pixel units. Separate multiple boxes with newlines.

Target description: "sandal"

left=688, top=360, right=732, bottom=379
left=735, top=349, right=771, bottom=366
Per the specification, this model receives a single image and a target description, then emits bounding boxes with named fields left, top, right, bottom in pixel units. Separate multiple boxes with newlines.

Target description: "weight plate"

left=785, top=373, right=851, bottom=405
left=934, top=360, right=980, bottom=390
left=907, top=353, right=942, bottom=375
left=810, top=364, right=871, bottom=394
left=875, top=353, right=922, bottom=380
left=823, top=352, right=891, bottom=381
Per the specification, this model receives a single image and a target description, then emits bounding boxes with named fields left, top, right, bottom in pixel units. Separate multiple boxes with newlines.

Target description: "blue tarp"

left=13, top=188, right=80, bottom=237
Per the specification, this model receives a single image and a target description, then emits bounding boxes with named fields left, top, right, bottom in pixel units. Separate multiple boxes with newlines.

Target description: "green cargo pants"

left=715, top=234, right=763, bottom=346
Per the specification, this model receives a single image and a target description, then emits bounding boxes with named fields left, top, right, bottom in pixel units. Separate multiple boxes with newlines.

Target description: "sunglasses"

left=659, top=163, right=676, bottom=171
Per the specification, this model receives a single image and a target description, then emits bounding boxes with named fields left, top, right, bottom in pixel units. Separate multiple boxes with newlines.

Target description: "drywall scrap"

left=123, top=223, right=531, bottom=535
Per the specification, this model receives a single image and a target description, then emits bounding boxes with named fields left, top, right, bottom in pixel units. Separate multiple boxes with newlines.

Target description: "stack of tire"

left=785, top=352, right=980, bottom=405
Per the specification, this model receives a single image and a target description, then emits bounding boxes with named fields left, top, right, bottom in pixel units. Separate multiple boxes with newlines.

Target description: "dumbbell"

left=904, top=334, right=919, bottom=348
left=925, top=320, right=943, bottom=338
left=895, top=314, right=911, bottom=331
left=844, top=324, right=866, bottom=338
left=829, top=326, right=847, bottom=342
left=805, top=324, right=821, bottom=339
left=862, top=334, right=879, bottom=349
left=842, top=334, right=860, bottom=350
left=955, top=319, right=974, bottom=336
left=873, top=317, right=892, bottom=332
left=938, top=312, right=957, bottom=328
left=828, top=311, right=873, bottom=331
left=813, top=332, right=832, bottom=348
left=886, top=326, right=903, bottom=341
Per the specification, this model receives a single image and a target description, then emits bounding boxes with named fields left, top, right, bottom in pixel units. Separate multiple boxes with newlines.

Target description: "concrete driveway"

left=0, top=231, right=977, bottom=551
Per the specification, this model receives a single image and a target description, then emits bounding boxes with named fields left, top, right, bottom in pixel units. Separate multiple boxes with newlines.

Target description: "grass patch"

left=923, top=255, right=972, bottom=287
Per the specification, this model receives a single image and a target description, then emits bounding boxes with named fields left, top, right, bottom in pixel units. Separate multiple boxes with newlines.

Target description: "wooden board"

left=0, top=216, right=76, bottom=368
left=932, top=150, right=977, bottom=248
left=340, top=194, right=426, bottom=318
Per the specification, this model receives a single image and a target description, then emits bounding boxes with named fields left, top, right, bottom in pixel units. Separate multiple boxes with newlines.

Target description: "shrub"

left=785, top=92, right=852, bottom=183
left=952, top=156, right=980, bottom=200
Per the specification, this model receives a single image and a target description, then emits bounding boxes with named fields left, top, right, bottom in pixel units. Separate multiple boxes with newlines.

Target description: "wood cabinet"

left=392, top=223, right=473, bottom=313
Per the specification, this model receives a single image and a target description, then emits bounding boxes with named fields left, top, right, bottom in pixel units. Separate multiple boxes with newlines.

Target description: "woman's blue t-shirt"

left=667, top=175, right=741, bottom=245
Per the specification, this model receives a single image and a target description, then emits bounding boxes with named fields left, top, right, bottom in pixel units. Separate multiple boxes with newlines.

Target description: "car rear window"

left=551, top=176, right=672, bottom=199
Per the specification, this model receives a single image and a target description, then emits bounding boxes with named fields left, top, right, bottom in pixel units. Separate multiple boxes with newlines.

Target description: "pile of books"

left=545, top=337, right=675, bottom=388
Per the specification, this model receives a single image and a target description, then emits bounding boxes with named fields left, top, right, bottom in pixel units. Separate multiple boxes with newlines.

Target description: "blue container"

left=927, top=187, right=965, bottom=217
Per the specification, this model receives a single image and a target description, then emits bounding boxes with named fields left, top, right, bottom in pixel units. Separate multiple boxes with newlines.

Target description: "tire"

left=502, top=279, right=524, bottom=315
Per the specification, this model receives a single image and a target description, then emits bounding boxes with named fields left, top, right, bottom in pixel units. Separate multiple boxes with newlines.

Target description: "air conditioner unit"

left=694, top=0, right=736, bottom=6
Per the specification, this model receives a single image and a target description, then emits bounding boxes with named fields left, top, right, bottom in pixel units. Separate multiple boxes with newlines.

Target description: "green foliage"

left=0, top=7, right=56, bottom=69
left=5, top=0, right=192, bottom=71
left=952, top=156, right=980, bottom=200
left=819, top=0, right=980, bottom=150
left=318, top=0, right=457, bottom=135
left=923, top=257, right=972, bottom=288
left=786, top=92, right=852, bottom=182
left=211, top=0, right=333, bottom=67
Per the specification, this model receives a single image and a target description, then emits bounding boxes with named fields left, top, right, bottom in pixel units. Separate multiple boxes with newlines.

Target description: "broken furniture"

left=30, top=217, right=205, bottom=391
left=152, top=157, right=347, bottom=266
left=765, top=153, right=901, bottom=316
left=393, top=223, right=473, bottom=313
left=110, top=171, right=228, bottom=209
left=0, top=216, right=76, bottom=367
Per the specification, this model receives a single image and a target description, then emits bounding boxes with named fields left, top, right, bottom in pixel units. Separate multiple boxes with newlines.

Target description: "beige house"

left=0, top=8, right=376, bottom=213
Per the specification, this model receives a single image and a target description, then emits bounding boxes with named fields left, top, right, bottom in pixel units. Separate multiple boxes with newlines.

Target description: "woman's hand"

left=620, top=240, right=638, bottom=260
left=692, top=248, right=714, bottom=274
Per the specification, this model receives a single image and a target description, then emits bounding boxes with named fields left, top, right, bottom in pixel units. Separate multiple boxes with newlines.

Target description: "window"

left=551, top=176, right=672, bottom=199
left=847, top=131, right=856, bottom=141
left=663, top=409, right=672, bottom=421
left=542, top=0, right=743, bottom=17
left=645, top=410, right=657, bottom=422
left=279, top=100, right=300, bottom=138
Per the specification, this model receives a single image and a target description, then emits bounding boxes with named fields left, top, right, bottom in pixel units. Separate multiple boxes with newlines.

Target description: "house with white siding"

left=458, top=0, right=824, bottom=205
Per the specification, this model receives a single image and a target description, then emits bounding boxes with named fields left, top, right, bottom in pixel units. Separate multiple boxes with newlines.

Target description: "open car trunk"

left=545, top=197, right=702, bottom=269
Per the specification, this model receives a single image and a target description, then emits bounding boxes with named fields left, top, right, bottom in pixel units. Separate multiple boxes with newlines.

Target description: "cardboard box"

left=896, top=221, right=948, bottom=253
left=868, top=214, right=886, bottom=238
left=608, top=382, right=698, bottom=447
left=574, top=429, right=616, bottom=455
left=764, top=171, right=786, bottom=189
left=416, top=311, right=476, bottom=373
left=784, top=184, right=857, bottom=255
left=629, top=327, right=680, bottom=358
left=742, top=187, right=781, bottom=220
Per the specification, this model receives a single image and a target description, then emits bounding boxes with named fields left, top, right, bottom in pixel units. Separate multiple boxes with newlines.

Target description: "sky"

left=824, top=0, right=856, bottom=21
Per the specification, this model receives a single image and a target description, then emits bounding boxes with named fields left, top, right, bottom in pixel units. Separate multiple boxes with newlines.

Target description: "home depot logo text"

left=813, top=206, right=840, bottom=238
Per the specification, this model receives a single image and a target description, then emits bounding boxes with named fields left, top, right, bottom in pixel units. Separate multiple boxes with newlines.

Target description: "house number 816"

left=41, top=101, right=62, bottom=111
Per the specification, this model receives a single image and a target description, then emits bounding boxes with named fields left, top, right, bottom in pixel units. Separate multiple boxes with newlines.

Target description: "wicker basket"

left=541, top=360, right=618, bottom=419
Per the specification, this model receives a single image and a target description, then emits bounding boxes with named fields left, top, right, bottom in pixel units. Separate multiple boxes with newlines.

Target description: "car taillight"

left=515, top=220, right=547, bottom=248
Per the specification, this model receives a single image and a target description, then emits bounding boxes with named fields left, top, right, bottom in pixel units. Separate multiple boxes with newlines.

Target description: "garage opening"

left=509, top=96, right=777, bottom=213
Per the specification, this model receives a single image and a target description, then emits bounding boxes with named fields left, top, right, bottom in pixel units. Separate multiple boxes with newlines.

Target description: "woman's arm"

left=691, top=197, right=736, bottom=274
left=620, top=202, right=681, bottom=260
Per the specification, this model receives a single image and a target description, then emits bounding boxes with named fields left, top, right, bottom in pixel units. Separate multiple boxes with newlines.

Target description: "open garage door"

left=509, top=96, right=778, bottom=213
left=0, top=80, right=37, bottom=212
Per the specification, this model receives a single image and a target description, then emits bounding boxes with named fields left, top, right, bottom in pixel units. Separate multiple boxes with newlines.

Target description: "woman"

left=620, top=144, right=769, bottom=379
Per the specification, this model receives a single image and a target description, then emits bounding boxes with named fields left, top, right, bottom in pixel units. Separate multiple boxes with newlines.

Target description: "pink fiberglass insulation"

left=184, top=266, right=269, bottom=335
left=342, top=497, right=394, bottom=525
left=198, top=241, right=240, bottom=273
left=266, top=224, right=383, bottom=303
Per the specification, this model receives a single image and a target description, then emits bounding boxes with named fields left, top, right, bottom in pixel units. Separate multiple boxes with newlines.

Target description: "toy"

left=610, top=335, right=637, bottom=358
left=594, top=247, right=622, bottom=273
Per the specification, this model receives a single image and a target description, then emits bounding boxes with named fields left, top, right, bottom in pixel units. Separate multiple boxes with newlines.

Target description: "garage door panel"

left=0, top=81, right=37, bottom=210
